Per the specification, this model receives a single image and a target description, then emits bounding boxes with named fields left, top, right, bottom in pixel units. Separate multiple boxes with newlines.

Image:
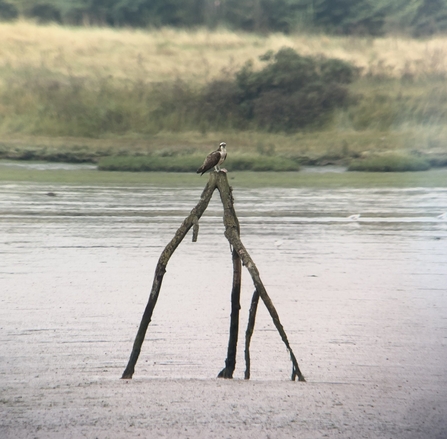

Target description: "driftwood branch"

left=121, top=175, right=219, bottom=379
left=215, top=175, right=305, bottom=382
left=244, top=289, right=260, bottom=380
left=218, top=182, right=241, bottom=379
left=192, top=216, right=199, bottom=242
left=121, top=171, right=305, bottom=382
left=217, top=247, right=241, bottom=378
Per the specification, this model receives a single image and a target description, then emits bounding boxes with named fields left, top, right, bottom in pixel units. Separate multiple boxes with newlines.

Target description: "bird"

left=348, top=214, right=361, bottom=221
left=274, top=239, right=284, bottom=248
left=437, top=212, right=447, bottom=220
left=197, top=142, right=227, bottom=175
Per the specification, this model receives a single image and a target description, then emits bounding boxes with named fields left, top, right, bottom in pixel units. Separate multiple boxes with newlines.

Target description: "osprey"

left=196, top=142, right=227, bottom=175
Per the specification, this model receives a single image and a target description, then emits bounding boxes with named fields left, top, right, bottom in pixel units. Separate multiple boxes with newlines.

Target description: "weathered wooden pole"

left=218, top=184, right=241, bottom=379
left=215, top=174, right=305, bottom=382
left=121, top=175, right=219, bottom=379
left=121, top=171, right=305, bottom=381
left=244, top=289, right=260, bottom=380
left=217, top=247, right=241, bottom=378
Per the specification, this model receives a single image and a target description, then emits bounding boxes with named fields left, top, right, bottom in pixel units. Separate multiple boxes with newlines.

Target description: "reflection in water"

left=0, top=183, right=446, bottom=382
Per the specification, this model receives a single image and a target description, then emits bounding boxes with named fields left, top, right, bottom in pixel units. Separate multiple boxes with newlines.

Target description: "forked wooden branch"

left=121, top=176, right=218, bottom=379
left=121, top=171, right=305, bottom=381
left=244, top=289, right=260, bottom=380
left=215, top=176, right=305, bottom=382
left=217, top=247, right=241, bottom=378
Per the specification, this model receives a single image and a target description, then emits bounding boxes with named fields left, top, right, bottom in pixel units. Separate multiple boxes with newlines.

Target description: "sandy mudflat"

left=1, top=182, right=447, bottom=438
left=1, top=376, right=446, bottom=439
left=1, top=375, right=447, bottom=438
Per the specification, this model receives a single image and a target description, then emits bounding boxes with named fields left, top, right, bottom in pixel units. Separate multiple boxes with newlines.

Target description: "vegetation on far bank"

left=2, top=161, right=447, bottom=188
left=2, top=128, right=446, bottom=172
left=2, top=0, right=447, bottom=37
left=0, top=22, right=446, bottom=172
left=98, top=153, right=300, bottom=172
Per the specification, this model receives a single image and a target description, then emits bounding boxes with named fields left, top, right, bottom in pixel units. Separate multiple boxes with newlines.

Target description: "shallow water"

left=1, top=182, right=446, bottom=385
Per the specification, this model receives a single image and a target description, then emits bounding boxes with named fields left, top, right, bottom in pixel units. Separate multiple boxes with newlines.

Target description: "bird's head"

left=219, top=142, right=226, bottom=151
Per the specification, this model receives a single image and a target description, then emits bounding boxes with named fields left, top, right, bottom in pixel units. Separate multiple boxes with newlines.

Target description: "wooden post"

left=217, top=247, right=241, bottom=378
left=121, top=171, right=305, bottom=382
left=244, top=289, right=260, bottom=380
left=218, top=181, right=241, bottom=379
left=215, top=174, right=305, bottom=382
left=121, top=175, right=219, bottom=379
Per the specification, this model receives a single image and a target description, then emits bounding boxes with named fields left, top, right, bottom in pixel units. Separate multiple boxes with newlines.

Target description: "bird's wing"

left=197, top=150, right=221, bottom=174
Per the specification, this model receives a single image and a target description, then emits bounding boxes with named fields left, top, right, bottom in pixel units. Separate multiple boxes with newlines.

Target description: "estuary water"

left=1, top=180, right=446, bottom=379
left=1, top=176, right=447, bottom=438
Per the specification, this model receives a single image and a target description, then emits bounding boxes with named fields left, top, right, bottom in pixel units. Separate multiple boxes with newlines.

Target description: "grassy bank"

left=348, top=153, right=431, bottom=172
left=97, top=153, right=300, bottom=172
left=0, top=21, right=446, bottom=170
left=2, top=162, right=447, bottom=188
left=1, top=129, right=446, bottom=171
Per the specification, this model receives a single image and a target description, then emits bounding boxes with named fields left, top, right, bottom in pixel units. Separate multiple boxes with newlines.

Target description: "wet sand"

left=1, top=181, right=447, bottom=438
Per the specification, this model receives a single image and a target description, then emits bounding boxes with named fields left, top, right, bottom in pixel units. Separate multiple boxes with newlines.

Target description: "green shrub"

left=201, top=48, right=358, bottom=132
left=348, top=153, right=431, bottom=172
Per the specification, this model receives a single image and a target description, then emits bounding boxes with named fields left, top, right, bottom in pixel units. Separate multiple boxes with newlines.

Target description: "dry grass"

left=1, top=20, right=447, bottom=84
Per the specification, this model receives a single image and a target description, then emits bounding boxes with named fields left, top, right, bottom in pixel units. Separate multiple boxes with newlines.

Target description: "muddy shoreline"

left=1, top=181, right=446, bottom=438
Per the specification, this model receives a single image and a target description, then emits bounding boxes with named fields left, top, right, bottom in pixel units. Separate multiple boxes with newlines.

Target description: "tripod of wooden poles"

left=121, top=171, right=305, bottom=382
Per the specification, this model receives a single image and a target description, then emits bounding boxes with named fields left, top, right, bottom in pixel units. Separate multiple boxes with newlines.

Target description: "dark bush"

left=0, top=0, right=17, bottom=20
left=201, top=47, right=358, bottom=132
left=319, top=57, right=358, bottom=84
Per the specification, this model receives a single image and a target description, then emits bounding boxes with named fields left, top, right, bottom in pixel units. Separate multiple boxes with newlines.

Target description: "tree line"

left=1, top=0, right=447, bottom=37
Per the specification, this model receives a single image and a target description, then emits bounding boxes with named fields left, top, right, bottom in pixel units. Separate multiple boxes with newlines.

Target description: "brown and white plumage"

left=196, top=142, right=227, bottom=175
